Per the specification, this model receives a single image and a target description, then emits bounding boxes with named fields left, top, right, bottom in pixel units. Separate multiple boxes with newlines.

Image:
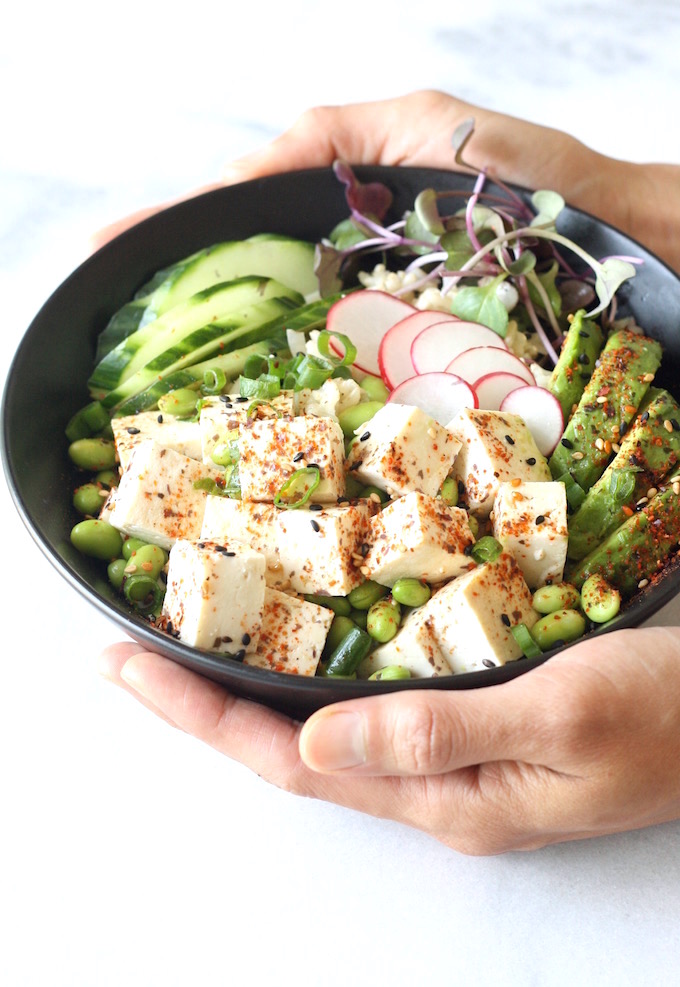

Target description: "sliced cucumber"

left=89, top=276, right=303, bottom=394
left=94, top=235, right=318, bottom=361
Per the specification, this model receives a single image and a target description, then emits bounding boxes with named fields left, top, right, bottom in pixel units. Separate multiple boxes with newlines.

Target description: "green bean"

left=347, top=579, right=388, bottom=610
left=107, top=557, right=127, bottom=590
left=157, top=388, right=199, bottom=418
left=337, top=400, right=384, bottom=438
left=391, top=578, right=431, bottom=608
left=530, top=608, right=587, bottom=651
left=349, top=608, right=368, bottom=630
left=358, top=376, right=390, bottom=402
left=122, top=537, right=149, bottom=561
left=95, top=469, right=119, bottom=488
left=73, top=482, right=107, bottom=516
left=532, top=582, right=581, bottom=615
left=367, top=597, right=402, bottom=643
left=368, top=665, right=411, bottom=681
left=304, top=594, right=352, bottom=617
left=125, top=543, right=167, bottom=580
left=323, top=626, right=373, bottom=677
left=580, top=573, right=621, bottom=623
left=70, top=519, right=123, bottom=560
left=323, top=615, right=357, bottom=656
left=439, top=476, right=458, bottom=507
left=68, top=437, right=117, bottom=471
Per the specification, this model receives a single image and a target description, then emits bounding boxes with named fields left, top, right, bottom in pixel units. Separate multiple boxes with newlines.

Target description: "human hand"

left=99, top=625, right=680, bottom=854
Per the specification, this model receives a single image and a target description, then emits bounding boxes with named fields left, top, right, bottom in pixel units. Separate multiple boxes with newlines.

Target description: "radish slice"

left=411, top=320, right=507, bottom=375
left=446, top=346, right=535, bottom=387
left=326, top=290, right=415, bottom=377
left=474, top=372, right=529, bottom=411
left=500, top=385, right=565, bottom=456
left=378, top=310, right=459, bottom=389
left=388, top=372, right=478, bottom=426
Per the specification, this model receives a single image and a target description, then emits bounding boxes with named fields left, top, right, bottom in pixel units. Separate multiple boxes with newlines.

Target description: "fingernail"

left=300, top=711, right=366, bottom=771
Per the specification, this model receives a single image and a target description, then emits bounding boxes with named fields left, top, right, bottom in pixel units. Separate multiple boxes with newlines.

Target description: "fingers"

left=98, top=642, right=184, bottom=729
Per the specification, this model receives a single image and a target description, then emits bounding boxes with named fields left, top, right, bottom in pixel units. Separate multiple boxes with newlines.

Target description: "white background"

left=2, top=1, right=680, bottom=984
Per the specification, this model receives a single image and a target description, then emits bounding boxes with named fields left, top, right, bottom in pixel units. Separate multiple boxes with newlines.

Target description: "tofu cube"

left=425, top=551, right=538, bottom=674
left=200, top=496, right=286, bottom=586
left=346, top=403, right=460, bottom=498
left=108, top=440, right=223, bottom=550
left=277, top=501, right=374, bottom=595
left=446, top=408, right=551, bottom=517
left=363, top=492, right=475, bottom=586
left=162, top=539, right=265, bottom=654
left=244, top=588, right=333, bottom=676
left=238, top=415, right=345, bottom=503
left=199, top=392, right=295, bottom=466
left=358, top=604, right=451, bottom=679
left=112, top=411, right=202, bottom=471
left=492, top=481, right=568, bottom=589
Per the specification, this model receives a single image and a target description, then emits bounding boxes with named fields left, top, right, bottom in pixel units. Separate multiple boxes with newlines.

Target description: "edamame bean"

left=324, top=615, right=357, bottom=656
left=350, top=608, right=368, bottom=630
left=73, top=482, right=107, bottom=516
left=122, top=537, right=149, bottom=561
left=358, top=376, right=390, bottom=402
left=368, top=665, right=411, bottom=681
left=581, top=573, right=621, bottom=623
left=157, top=388, right=199, bottom=418
left=347, top=580, right=388, bottom=610
left=95, top=469, right=119, bottom=488
left=125, top=543, right=167, bottom=580
left=467, top=515, right=479, bottom=539
left=337, top=400, right=385, bottom=438
left=532, top=582, right=581, bottom=615
left=391, top=578, right=431, bottom=608
left=68, top=437, right=117, bottom=471
left=530, top=608, right=587, bottom=651
left=439, top=476, right=458, bottom=507
left=70, top=519, right=123, bottom=560
left=107, top=557, right=127, bottom=590
left=357, top=485, right=388, bottom=503
left=367, top=597, right=401, bottom=643
left=304, top=594, right=352, bottom=617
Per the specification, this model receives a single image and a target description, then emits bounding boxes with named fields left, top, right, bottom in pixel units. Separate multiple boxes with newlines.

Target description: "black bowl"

left=3, top=167, right=680, bottom=719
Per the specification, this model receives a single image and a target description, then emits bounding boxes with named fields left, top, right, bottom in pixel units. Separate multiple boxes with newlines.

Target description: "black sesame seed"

left=309, top=503, right=323, bottom=511
left=577, top=352, right=590, bottom=365
left=579, top=330, right=590, bottom=339
left=579, top=372, right=591, bottom=380
left=307, top=462, right=319, bottom=470
left=620, top=422, right=628, bottom=437
left=360, top=431, right=371, bottom=442
left=310, top=519, right=320, bottom=532
left=233, top=649, right=246, bottom=662
left=482, top=658, right=496, bottom=668
left=535, top=514, right=546, bottom=524
left=463, top=544, right=474, bottom=556
left=126, top=426, right=141, bottom=434
left=641, top=411, right=650, bottom=423
left=236, top=396, right=248, bottom=402
left=505, top=434, right=515, bottom=445
left=501, top=613, right=511, bottom=627
left=293, top=451, right=304, bottom=463
left=349, top=462, right=361, bottom=471
left=526, top=457, right=536, bottom=466
left=197, top=542, right=205, bottom=549
left=561, top=437, right=574, bottom=449
left=361, top=542, right=370, bottom=556
left=157, top=414, right=164, bottom=423
left=671, top=419, right=680, bottom=431
left=224, top=551, right=236, bottom=557
left=241, top=633, right=251, bottom=646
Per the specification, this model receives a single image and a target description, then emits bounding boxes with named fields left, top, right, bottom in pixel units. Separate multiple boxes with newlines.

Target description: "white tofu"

left=238, top=415, right=345, bottom=503
left=363, top=492, right=475, bottom=586
left=199, top=392, right=295, bottom=466
left=108, top=440, right=223, bottom=550
left=345, top=403, right=460, bottom=498
left=244, top=588, right=333, bottom=676
left=358, top=604, right=451, bottom=679
left=162, top=539, right=266, bottom=654
left=200, top=497, right=286, bottom=586
left=424, top=551, right=538, bottom=674
left=111, top=411, right=202, bottom=470
left=492, top=481, right=568, bottom=589
left=446, top=408, right=551, bottom=518
left=277, top=502, right=374, bottom=595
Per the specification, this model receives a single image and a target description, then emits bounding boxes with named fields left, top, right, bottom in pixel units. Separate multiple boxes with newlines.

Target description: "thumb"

left=299, top=682, right=541, bottom=776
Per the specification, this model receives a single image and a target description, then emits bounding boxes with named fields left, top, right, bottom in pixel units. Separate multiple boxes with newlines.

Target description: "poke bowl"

left=3, top=164, right=680, bottom=720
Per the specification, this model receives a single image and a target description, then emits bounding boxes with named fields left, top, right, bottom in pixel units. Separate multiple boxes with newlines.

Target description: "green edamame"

left=530, top=608, right=587, bottom=651
left=157, top=388, right=199, bottom=418
left=304, top=594, right=352, bottom=617
left=367, top=597, right=402, bottom=643
left=347, top=580, right=388, bottom=611
left=350, top=608, right=368, bottom=630
left=73, top=482, right=107, bottom=516
left=95, top=469, right=119, bottom=488
left=581, top=574, right=621, bottom=623
left=532, top=582, right=581, bottom=615
left=439, top=476, right=458, bottom=507
left=107, top=558, right=128, bottom=590
left=358, top=376, right=390, bottom=403
left=122, top=537, right=149, bottom=561
left=70, top=519, right=123, bottom=560
left=324, top=615, right=357, bottom=656
left=337, top=400, right=385, bottom=438
left=68, top=437, right=117, bottom=471
left=391, top=578, right=431, bottom=608
left=368, top=665, right=411, bottom=681
left=125, top=543, right=167, bottom=581
left=467, top=515, right=479, bottom=539
left=357, top=485, right=388, bottom=503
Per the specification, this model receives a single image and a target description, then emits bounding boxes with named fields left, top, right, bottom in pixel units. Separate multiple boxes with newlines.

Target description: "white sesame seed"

left=638, top=578, right=649, bottom=589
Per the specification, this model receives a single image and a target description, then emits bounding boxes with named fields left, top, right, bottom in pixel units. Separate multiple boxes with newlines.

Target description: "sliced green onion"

left=224, top=463, right=242, bottom=500
left=274, top=466, right=321, bottom=509
left=511, top=623, right=543, bottom=659
left=193, top=476, right=229, bottom=497
left=123, top=573, right=163, bottom=612
left=239, top=374, right=281, bottom=400
left=317, top=330, right=357, bottom=367
left=470, top=536, right=503, bottom=564
left=247, top=399, right=283, bottom=418
left=242, top=353, right=269, bottom=379
left=202, top=367, right=227, bottom=395
left=293, top=355, right=335, bottom=391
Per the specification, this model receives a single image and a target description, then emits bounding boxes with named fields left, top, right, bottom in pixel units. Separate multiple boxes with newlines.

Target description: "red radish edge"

left=378, top=310, right=459, bottom=389
left=388, top=372, right=478, bottom=426
left=326, top=290, right=415, bottom=377
left=499, top=385, right=565, bottom=456
left=445, top=346, right=535, bottom=387
left=411, top=320, right=507, bottom=376
left=473, top=372, right=530, bottom=412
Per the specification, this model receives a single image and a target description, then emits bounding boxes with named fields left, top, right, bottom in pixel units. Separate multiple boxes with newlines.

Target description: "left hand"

left=99, top=625, right=680, bottom=855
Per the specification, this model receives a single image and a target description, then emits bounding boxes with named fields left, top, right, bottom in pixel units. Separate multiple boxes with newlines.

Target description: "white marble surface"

left=2, top=1, right=680, bottom=984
